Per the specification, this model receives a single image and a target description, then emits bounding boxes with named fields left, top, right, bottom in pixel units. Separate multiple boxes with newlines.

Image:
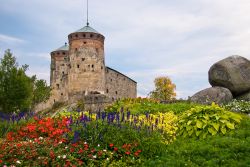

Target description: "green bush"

left=105, top=98, right=200, bottom=114
left=178, top=103, right=242, bottom=138
left=224, top=99, right=250, bottom=114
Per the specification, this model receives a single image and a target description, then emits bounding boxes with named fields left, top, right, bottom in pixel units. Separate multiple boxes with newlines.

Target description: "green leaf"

left=212, top=123, right=220, bottom=131
left=188, top=129, right=194, bottom=136
left=208, top=127, right=217, bottom=135
left=196, top=120, right=203, bottom=129
left=221, top=127, right=227, bottom=134
left=202, top=132, right=208, bottom=139
left=226, top=122, right=235, bottom=129
left=187, top=120, right=192, bottom=125
left=186, top=125, right=192, bottom=131
left=196, top=130, right=202, bottom=137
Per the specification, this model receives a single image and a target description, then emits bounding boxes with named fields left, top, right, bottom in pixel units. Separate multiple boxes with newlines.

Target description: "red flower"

left=50, top=151, right=55, bottom=159
left=78, top=149, right=83, bottom=154
left=109, top=143, right=114, bottom=147
left=114, top=147, right=118, bottom=151
left=125, top=151, right=130, bottom=155
left=134, top=152, right=139, bottom=157
left=0, top=160, right=2, bottom=164
left=136, top=150, right=142, bottom=153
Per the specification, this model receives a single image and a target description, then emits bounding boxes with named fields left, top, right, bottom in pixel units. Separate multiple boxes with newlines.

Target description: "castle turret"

left=50, top=43, right=69, bottom=102
left=67, top=25, right=106, bottom=101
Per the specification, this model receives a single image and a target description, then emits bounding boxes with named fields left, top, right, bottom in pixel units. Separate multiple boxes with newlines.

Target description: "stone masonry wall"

left=105, top=67, right=137, bottom=100
left=67, top=38, right=106, bottom=102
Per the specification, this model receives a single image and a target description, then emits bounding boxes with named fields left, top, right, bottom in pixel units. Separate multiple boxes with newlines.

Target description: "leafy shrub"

left=224, top=99, right=250, bottom=114
left=142, top=116, right=250, bottom=167
left=105, top=98, right=199, bottom=114
left=178, top=103, right=242, bottom=138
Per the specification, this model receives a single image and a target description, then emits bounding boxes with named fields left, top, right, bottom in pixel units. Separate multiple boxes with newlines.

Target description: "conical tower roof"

left=75, top=25, right=100, bottom=34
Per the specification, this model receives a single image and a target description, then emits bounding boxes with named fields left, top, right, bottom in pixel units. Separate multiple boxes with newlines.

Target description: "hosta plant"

left=178, top=103, right=242, bottom=139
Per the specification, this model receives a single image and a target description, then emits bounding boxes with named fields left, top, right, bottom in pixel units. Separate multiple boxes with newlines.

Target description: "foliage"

left=76, top=99, right=85, bottom=112
left=178, top=103, right=242, bottom=138
left=105, top=98, right=199, bottom=114
left=149, top=76, right=176, bottom=101
left=142, top=116, right=250, bottom=167
left=0, top=50, right=51, bottom=113
left=32, top=77, right=51, bottom=107
left=0, top=49, right=33, bottom=113
left=223, top=99, right=250, bottom=114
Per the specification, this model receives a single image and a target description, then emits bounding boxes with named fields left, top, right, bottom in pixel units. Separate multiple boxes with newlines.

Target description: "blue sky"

left=0, top=0, right=250, bottom=98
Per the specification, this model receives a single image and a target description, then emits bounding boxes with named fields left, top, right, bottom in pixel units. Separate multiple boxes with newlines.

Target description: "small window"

left=62, top=52, right=65, bottom=55
left=110, top=79, right=112, bottom=82
left=101, top=66, right=103, bottom=70
left=75, top=48, right=78, bottom=52
left=77, top=64, right=80, bottom=68
left=106, top=89, right=109, bottom=93
left=61, top=93, right=63, bottom=96
left=62, top=71, right=64, bottom=74
left=92, top=64, right=94, bottom=68
left=56, top=84, right=59, bottom=89
left=82, top=58, right=85, bottom=61
left=83, top=34, right=86, bottom=37
left=115, top=91, right=118, bottom=95
left=75, top=34, right=78, bottom=37
left=84, top=42, right=87, bottom=44
left=90, top=34, right=93, bottom=38
left=57, top=52, right=60, bottom=55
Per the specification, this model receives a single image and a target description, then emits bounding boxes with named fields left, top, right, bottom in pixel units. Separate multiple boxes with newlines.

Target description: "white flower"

left=57, top=156, right=61, bottom=159
left=93, top=155, right=97, bottom=159
left=63, top=155, right=66, bottom=159
left=97, top=144, right=100, bottom=147
left=84, top=142, right=87, bottom=144
left=103, top=149, right=107, bottom=152
left=106, top=158, right=109, bottom=161
left=65, top=146, right=68, bottom=149
left=29, top=140, right=32, bottom=143
left=16, top=160, right=21, bottom=164
left=59, top=141, right=62, bottom=144
left=39, top=137, right=43, bottom=140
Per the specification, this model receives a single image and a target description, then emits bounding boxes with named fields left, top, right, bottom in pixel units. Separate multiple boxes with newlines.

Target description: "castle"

left=49, top=24, right=137, bottom=107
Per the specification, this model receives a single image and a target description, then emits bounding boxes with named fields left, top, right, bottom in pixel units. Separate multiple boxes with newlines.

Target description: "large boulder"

left=208, top=55, right=250, bottom=95
left=236, top=91, right=250, bottom=101
left=190, top=87, right=233, bottom=104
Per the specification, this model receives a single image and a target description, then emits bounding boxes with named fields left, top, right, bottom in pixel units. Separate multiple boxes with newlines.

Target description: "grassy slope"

left=143, top=115, right=250, bottom=167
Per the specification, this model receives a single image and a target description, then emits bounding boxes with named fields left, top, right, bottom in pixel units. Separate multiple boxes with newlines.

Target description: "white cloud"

left=0, top=34, right=25, bottom=44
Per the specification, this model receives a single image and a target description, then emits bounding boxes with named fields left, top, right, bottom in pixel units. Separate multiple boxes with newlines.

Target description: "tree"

left=0, top=49, right=33, bottom=113
left=149, top=76, right=176, bottom=101
left=0, top=49, right=51, bottom=113
left=32, top=76, right=51, bottom=107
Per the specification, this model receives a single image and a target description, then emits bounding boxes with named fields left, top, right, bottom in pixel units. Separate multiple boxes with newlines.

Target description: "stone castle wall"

left=50, top=51, right=69, bottom=102
left=67, top=36, right=106, bottom=100
left=105, top=67, right=137, bottom=100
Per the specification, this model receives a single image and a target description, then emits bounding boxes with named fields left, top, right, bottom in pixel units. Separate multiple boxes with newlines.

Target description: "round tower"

left=50, top=43, right=69, bottom=102
left=67, top=25, right=106, bottom=101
